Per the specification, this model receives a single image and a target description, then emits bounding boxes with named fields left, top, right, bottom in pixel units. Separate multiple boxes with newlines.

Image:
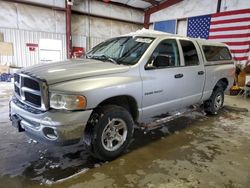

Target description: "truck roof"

left=125, top=28, right=228, bottom=48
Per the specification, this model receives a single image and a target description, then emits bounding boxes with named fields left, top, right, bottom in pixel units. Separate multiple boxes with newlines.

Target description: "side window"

left=180, top=40, right=199, bottom=66
left=202, top=46, right=232, bottom=61
left=148, top=39, right=180, bottom=69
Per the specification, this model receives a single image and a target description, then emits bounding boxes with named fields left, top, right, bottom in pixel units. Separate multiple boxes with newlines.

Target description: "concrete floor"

left=0, top=82, right=249, bottom=188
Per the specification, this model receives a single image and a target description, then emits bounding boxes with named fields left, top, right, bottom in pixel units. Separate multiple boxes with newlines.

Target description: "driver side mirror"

left=145, top=54, right=171, bottom=70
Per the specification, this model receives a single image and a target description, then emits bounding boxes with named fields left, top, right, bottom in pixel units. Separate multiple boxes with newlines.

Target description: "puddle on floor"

left=0, top=82, right=250, bottom=188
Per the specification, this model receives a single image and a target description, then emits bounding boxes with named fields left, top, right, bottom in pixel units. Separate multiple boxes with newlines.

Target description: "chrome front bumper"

left=10, top=99, right=93, bottom=145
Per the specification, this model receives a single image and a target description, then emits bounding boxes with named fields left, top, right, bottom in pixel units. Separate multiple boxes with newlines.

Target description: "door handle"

left=198, top=71, right=204, bottom=75
left=174, top=74, right=183, bottom=79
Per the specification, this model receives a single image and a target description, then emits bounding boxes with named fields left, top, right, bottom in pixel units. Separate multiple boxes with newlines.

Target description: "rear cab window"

left=202, top=45, right=232, bottom=61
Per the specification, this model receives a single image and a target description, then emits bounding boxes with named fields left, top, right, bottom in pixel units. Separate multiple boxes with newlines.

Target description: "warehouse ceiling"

left=108, top=0, right=165, bottom=9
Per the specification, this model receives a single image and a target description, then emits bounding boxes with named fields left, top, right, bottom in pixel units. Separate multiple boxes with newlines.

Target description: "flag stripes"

left=208, top=8, right=250, bottom=63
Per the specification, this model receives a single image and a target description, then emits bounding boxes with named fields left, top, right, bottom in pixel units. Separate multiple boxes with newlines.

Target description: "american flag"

left=187, top=9, right=250, bottom=63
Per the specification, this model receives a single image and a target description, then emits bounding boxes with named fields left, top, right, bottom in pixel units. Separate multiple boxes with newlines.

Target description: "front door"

left=140, top=39, right=184, bottom=123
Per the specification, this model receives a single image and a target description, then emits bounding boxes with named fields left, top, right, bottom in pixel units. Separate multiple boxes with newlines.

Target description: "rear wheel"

left=87, top=105, right=134, bottom=161
left=204, top=87, right=224, bottom=115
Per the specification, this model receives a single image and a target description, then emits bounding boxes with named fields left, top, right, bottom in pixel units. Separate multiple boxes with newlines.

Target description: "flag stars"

left=187, top=15, right=211, bottom=39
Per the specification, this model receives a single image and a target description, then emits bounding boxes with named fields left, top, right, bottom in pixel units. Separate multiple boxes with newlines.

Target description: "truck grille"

left=14, top=73, right=49, bottom=111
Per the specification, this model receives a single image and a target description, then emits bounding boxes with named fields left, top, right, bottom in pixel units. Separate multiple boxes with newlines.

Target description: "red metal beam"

left=146, top=0, right=183, bottom=14
left=144, top=0, right=183, bottom=28
left=66, top=0, right=72, bottom=59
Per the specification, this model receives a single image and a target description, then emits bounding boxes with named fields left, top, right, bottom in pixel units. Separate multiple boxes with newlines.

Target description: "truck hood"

left=20, top=59, right=130, bottom=85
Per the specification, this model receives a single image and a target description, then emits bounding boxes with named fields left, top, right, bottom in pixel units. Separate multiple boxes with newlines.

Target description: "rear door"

left=177, top=39, right=205, bottom=107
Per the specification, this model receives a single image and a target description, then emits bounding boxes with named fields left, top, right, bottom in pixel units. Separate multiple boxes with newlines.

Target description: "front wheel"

left=89, top=105, right=134, bottom=161
left=204, top=87, right=224, bottom=115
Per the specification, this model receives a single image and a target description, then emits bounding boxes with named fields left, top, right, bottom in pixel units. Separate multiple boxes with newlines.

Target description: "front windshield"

left=86, top=36, right=154, bottom=65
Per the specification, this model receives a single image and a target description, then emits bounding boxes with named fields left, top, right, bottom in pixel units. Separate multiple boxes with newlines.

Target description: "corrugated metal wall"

left=0, top=1, right=142, bottom=68
left=0, top=27, right=67, bottom=67
left=0, top=27, right=108, bottom=68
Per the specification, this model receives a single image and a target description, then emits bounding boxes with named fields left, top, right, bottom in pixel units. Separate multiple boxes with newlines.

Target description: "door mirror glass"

left=153, top=55, right=171, bottom=68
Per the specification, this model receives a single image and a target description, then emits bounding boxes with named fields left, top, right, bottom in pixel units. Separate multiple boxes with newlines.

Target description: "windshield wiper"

left=87, top=54, right=119, bottom=64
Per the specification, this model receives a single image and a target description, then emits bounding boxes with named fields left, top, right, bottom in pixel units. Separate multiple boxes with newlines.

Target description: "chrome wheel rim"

left=101, top=118, right=128, bottom=152
left=214, top=93, right=223, bottom=110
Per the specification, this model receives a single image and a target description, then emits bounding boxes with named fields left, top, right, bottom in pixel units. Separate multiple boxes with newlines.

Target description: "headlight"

left=50, top=93, right=87, bottom=110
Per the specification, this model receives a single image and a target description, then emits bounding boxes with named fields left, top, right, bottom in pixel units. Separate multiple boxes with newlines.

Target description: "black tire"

left=204, top=87, right=224, bottom=115
left=88, top=105, right=134, bottom=161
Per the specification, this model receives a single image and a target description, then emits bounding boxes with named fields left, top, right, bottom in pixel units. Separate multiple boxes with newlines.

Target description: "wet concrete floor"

left=0, top=82, right=249, bottom=188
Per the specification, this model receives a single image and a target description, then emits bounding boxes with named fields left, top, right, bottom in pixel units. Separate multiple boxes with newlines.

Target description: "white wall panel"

left=22, top=0, right=65, bottom=8
left=132, top=24, right=142, bottom=32
left=0, top=28, right=67, bottom=67
left=72, top=0, right=88, bottom=12
left=72, top=15, right=142, bottom=38
left=0, top=1, right=143, bottom=67
left=0, top=1, right=18, bottom=29
left=150, top=0, right=217, bottom=22
left=126, top=0, right=150, bottom=9
left=89, top=17, right=112, bottom=38
left=150, top=0, right=250, bottom=23
left=90, top=1, right=112, bottom=18
left=54, top=0, right=65, bottom=8
left=176, top=19, right=187, bottom=36
left=150, top=0, right=250, bottom=39
left=16, top=4, right=56, bottom=32
left=71, top=14, right=88, bottom=36
left=55, top=11, right=66, bottom=33
left=73, top=0, right=144, bottom=23
left=110, top=4, right=132, bottom=22
left=221, top=0, right=250, bottom=12
left=0, top=1, right=65, bottom=33
left=0, top=1, right=142, bottom=38
left=131, top=9, right=145, bottom=23
left=72, top=35, right=87, bottom=49
left=110, top=21, right=133, bottom=37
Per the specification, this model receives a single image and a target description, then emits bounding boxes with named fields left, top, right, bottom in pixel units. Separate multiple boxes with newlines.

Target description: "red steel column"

left=66, top=0, right=72, bottom=59
left=144, top=10, right=150, bottom=29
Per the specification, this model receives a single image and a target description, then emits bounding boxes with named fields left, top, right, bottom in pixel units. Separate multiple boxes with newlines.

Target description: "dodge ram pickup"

left=10, top=29, right=235, bottom=161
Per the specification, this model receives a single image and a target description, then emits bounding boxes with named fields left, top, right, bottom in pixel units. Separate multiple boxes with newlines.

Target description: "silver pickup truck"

left=10, top=29, right=234, bottom=161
